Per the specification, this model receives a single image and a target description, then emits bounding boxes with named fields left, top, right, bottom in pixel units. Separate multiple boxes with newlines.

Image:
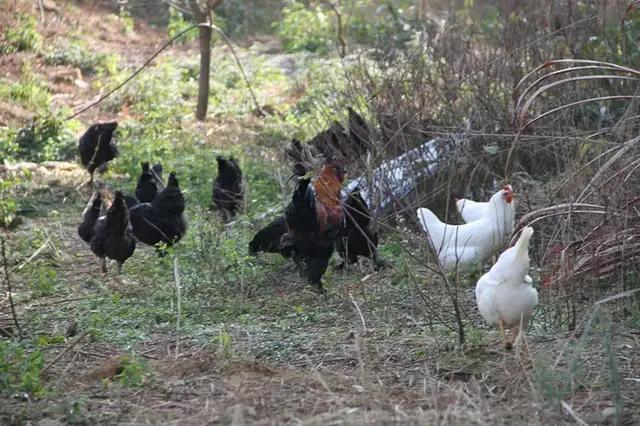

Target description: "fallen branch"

left=1, top=238, right=21, bottom=338
left=41, top=329, right=90, bottom=376
left=561, top=400, right=588, bottom=426
left=173, top=255, right=182, bottom=359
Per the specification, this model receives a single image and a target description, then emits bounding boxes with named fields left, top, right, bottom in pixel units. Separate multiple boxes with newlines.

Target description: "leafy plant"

left=0, top=72, right=51, bottom=112
left=0, top=340, right=46, bottom=397
left=118, top=9, right=135, bottom=36
left=0, top=13, right=42, bottom=54
left=26, top=262, right=59, bottom=298
left=42, top=42, right=119, bottom=76
left=534, top=342, right=586, bottom=407
left=115, top=356, right=149, bottom=387
left=168, top=8, right=198, bottom=44
left=276, top=1, right=332, bottom=54
left=11, top=115, right=77, bottom=162
left=0, top=177, right=20, bottom=228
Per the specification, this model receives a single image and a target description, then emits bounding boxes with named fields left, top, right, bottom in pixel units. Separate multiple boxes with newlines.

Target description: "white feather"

left=475, top=226, right=538, bottom=328
left=416, top=187, right=516, bottom=271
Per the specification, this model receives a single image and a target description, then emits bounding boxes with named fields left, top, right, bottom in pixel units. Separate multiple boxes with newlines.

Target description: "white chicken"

left=416, top=185, right=516, bottom=272
left=475, top=226, right=538, bottom=350
left=456, top=184, right=514, bottom=223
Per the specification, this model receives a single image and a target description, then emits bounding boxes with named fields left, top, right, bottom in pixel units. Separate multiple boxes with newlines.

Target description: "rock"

left=37, top=418, right=64, bottom=426
left=74, top=79, right=89, bottom=90
left=42, top=0, right=59, bottom=12
left=222, top=403, right=256, bottom=426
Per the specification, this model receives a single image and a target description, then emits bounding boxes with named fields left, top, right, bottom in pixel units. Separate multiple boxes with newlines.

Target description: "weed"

left=42, top=42, right=119, bottom=76
left=0, top=13, right=42, bottom=54
left=276, top=2, right=332, bottom=54
left=217, top=328, right=234, bottom=359
left=26, top=262, right=59, bottom=298
left=0, top=71, right=51, bottom=112
left=11, top=115, right=78, bottom=162
left=534, top=341, right=587, bottom=408
left=116, top=356, right=149, bottom=387
left=0, top=340, right=46, bottom=398
left=0, top=177, right=20, bottom=228
left=118, top=9, right=135, bottom=36
left=168, top=8, right=198, bottom=44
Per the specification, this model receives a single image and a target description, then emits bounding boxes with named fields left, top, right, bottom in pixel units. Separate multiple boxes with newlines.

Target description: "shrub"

left=167, top=8, right=198, bottom=44
left=0, top=177, right=20, bottom=228
left=0, top=340, right=46, bottom=397
left=42, top=42, right=119, bottom=76
left=275, top=1, right=332, bottom=54
left=0, top=73, right=51, bottom=112
left=0, top=13, right=42, bottom=54
left=12, top=115, right=77, bottom=162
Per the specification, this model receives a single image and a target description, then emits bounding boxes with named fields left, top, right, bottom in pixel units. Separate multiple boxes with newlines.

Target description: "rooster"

left=78, top=122, right=118, bottom=184
left=212, top=156, right=244, bottom=221
left=78, top=191, right=103, bottom=243
left=281, top=161, right=345, bottom=292
left=336, top=187, right=385, bottom=269
left=475, top=226, right=538, bottom=350
left=416, top=185, right=516, bottom=272
left=135, top=162, right=164, bottom=203
left=129, top=171, right=187, bottom=251
left=90, top=191, right=136, bottom=273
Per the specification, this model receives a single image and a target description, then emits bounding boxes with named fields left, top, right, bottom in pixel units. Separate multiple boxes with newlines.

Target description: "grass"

left=0, top=2, right=639, bottom=424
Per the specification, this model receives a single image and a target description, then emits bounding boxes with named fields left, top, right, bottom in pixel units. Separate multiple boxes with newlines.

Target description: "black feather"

left=129, top=171, right=187, bottom=250
left=212, top=156, right=243, bottom=221
left=135, top=161, right=162, bottom=203
left=248, top=216, right=288, bottom=255
left=78, top=191, right=102, bottom=243
left=78, top=122, right=118, bottom=178
left=337, top=187, right=386, bottom=269
left=90, top=191, right=135, bottom=272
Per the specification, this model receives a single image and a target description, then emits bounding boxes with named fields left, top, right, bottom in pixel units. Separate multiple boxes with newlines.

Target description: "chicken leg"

left=507, top=325, right=520, bottom=351
left=498, top=318, right=511, bottom=351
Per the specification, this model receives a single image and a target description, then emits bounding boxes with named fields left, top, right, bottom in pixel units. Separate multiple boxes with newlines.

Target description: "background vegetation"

left=0, top=0, right=638, bottom=424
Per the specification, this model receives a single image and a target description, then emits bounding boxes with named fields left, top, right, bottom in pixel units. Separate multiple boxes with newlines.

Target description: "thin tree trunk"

left=196, top=23, right=212, bottom=121
left=188, top=0, right=224, bottom=121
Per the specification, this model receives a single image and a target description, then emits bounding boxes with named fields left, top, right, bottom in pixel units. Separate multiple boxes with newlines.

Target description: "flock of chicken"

left=76, top=122, right=187, bottom=273
left=419, top=185, right=537, bottom=349
left=74, top=121, right=538, bottom=351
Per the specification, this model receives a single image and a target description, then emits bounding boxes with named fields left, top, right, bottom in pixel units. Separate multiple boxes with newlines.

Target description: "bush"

left=0, top=73, right=51, bottom=112
left=167, top=8, right=198, bottom=44
left=275, top=1, right=332, bottom=54
left=42, top=42, right=119, bottom=76
left=0, top=177, right=20, bottom=228
left=11, top=115, right=77, bottom=162
left=0, top=13, right=42, bottom=54
left=0, top=340, right=46, bottom=398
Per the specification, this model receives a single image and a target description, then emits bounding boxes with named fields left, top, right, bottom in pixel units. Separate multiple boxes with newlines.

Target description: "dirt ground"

left=1, top=2, right=639, bottom=425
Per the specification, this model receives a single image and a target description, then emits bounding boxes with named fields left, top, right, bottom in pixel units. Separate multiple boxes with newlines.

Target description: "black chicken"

left=281, top=162, right=345, bottom=292
left=212, top=156, right=243, bottom=221
left=123, top=195, right=140, bottom=210
left=90, top=191, right=136, bottom=273
left=78, top=122, right=118, bottom=184
left=248, top=216, right=288, bottom=256
left=135, top=162, right=164, bottom=203
left=129, top=171, right=187, bottom=251
left=77, top=191, right=102, bottom=243
left=336, top=187, right=386, bottom=269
